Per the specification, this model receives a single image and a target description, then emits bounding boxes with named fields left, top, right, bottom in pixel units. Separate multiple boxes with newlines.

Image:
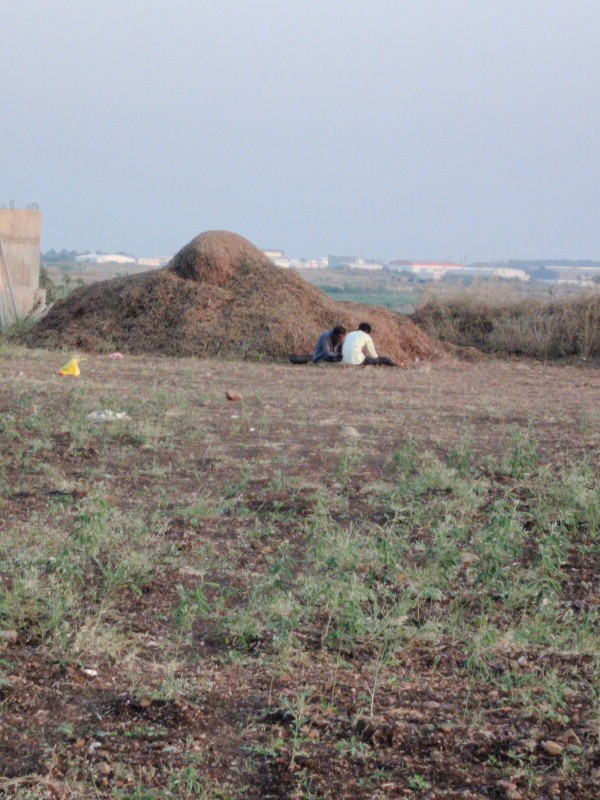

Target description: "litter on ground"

left=341, top=425, right=361, bottom=438
left=57, top=357, right=82, bottom=376
left=87, top=410, right=131, bottom=422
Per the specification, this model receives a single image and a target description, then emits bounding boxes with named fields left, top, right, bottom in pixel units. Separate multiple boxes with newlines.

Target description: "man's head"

left=358, top=322, right=372, bottom=334
left=331, top=325, right=346, bottom=345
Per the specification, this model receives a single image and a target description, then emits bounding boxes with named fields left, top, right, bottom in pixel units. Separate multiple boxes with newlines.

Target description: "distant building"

left=328, top=254, right=357, bottom=269
left=544, top=265, right=600, bottom=284
left=530, top=267, right=559, bottom=282
left=76, top=253, right=136, bottom=265
left=278, top=258, right=326, bottom=270
left=342, top=260, right=384, bottom=271
left=389, top=260, right=463, bottom=280
left=0, top=208, right=44, bottom=328
left=329, top=255, right=386, bottom=271
left=137, top=258, right=162, bottom=268
left=99, top=254, right=135, bottom=264
left=263, top=249, right=284, bottom=261
left=295, top=259, right=320, bottom=269
left=446, top=266, right=529, bottom=281
left=389, top=260, right=528, bottom=282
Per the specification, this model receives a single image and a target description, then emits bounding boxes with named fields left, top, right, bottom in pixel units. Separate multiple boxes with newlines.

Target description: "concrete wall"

left=0, top=209, right=42, bottom=327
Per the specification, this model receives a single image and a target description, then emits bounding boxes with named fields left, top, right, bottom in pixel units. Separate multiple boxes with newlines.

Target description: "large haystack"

left=25, top=231, right=444, bottom=361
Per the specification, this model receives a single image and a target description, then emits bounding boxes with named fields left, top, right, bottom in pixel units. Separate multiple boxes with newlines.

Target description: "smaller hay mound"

left=25, top=231, right=445, bottom=362
left=169, top=230, right=269, bottom=285
left=414, top=292, right=600, bottom=359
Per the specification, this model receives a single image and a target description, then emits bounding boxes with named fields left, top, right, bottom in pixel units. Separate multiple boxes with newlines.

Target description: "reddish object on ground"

left=225, top=390, right=242, bottom=401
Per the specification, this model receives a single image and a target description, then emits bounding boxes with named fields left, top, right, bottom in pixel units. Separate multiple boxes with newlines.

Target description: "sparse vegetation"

left=0, top=345, right=598, bottom=798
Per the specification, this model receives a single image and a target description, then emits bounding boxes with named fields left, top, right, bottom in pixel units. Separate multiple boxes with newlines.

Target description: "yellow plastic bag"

left=57, top=357, right=82, bottom=377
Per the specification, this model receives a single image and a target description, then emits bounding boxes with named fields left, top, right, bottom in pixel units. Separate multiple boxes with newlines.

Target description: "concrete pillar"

left=0, top=209, right=43, bottom=327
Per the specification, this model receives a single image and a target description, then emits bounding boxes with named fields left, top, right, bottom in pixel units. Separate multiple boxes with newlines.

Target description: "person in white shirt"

left=342, top=322, right=397, bottom=366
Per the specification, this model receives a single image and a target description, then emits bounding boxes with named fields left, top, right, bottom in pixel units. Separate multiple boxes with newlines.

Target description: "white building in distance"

left=263, top=249, right=284, bottom=261
left=76, top=253, right=136, bottom=265
left=389, top=260, right=529, bottom=281
left=342, top=260, right=384, bottom=271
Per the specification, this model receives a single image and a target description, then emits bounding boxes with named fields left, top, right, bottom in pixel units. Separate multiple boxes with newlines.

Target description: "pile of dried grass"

left=414, top=289, right=600, bottom=359
left=25, top=231, right=444, bottom=361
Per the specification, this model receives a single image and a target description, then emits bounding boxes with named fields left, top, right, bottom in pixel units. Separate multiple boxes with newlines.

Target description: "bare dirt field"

left=0, top=346, right=598, bottom=799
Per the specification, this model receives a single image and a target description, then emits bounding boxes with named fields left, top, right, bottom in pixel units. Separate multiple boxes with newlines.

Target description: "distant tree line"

left=41, top=248, right=79, bottom=263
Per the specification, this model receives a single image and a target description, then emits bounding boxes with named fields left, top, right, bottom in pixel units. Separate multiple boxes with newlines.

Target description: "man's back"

left=312, top=329, right=340, bottom=363
left=342, top=330, right=378, bottom=365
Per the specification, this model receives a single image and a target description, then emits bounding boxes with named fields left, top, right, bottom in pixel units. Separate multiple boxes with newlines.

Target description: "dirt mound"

left=25, top=231, right=445, bottom=362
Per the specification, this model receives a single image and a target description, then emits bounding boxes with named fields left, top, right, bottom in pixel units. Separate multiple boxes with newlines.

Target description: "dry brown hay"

left=24, top=230, right=446, bottom=362
left=414, top=289, right=600, bottom=360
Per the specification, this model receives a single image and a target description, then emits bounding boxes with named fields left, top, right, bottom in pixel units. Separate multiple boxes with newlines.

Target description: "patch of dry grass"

left=414, top=284, right=600, bottom=359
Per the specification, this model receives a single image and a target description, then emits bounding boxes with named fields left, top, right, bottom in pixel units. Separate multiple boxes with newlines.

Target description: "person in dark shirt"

left=312, top=325, right=346, bottom=363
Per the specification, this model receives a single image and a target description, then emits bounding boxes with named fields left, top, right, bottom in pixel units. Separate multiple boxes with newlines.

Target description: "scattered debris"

left=562, top=729, right=582, bottom=747
left=82, top=668, right=98, bottom=677
left=87, top=410, right=131, bottom=422
left=341, top=425, right=360, bottom=438
left=57, top=356, right=82, bottom=377
left=499, top=780, right=522, bottom=800
left=541, top=740, right=564, bottom=757
left=520, top=738, right=538, bottom=751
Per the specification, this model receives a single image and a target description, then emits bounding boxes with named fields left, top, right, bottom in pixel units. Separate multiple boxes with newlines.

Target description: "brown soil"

left=1, top=352, right=599, bottom=799
left=24, top=231, right=444, bottom=362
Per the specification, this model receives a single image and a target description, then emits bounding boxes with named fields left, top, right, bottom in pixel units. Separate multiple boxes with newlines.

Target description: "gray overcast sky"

left=2, top=0, right=599, bottom=260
